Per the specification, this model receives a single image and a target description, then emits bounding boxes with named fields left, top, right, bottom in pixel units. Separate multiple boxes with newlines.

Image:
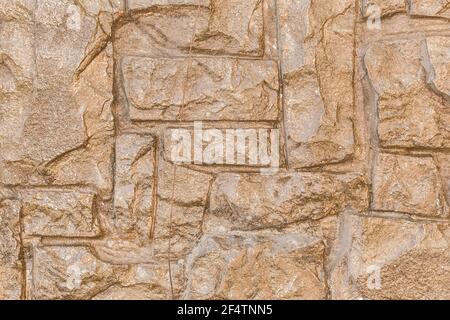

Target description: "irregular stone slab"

left=114, top=134, right=156, bottom=243
left=21, top=190, right=100, bottom=237
left=152, top=159, right=213, bottom=258
left=278, top=0, right=356, bottom=168
left=91, top=258, right=185, bottom=299
left=184, top=230, right=329, bottom=299
left=28, top=246, right=125, bottom=300
left=207, top=172, right=368, bottom=231
left=409, top=0, right=450, bottom=18
left=330, top=216, right=450, bottom=299
left=191, top=0, right=264, bottom=56
left=362, top=0, right=407, bottom=18
left=365, top=39, right=450, bottom=148
left=0, top=1, right=35, bottom=185
left=122, top=56, right=279, bottom=121
left=424, top=36, right=450, bottom=100
left=115, top=5, right=205, bottom=58
left=0, top=198, right=22, bottom=299
left=42, top=44, right=115, bottom=199
left=372, top=154, right=443, bottom=216
left=1, top=1, right=117, bottom=186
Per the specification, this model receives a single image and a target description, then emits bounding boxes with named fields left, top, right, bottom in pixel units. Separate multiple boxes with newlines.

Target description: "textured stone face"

left=1, top=0, right=450, bottom=300
left=279, top=0, right=356, bottom=168
left=372, top=154, right=444, bottom=217
left=365, top=39, right=450, bottom=148
left=123, top=56, right=279, bottom=121
left=330, top=216, right=450, bottom=300
left=185, top=232, right=328, bottom=299
left=207, top=173, right=368, bottom=231
left=21, top=190, right=100, bottom=237
left=0, top=197, right=22, bottom=300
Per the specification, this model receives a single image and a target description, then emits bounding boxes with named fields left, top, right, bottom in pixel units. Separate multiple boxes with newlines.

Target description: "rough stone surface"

left=365, top=39, right=450, bottom=148
left=1, top=0, right=450, bottom=300
left=372, top=154, right=444, bottom=217
left=279, top=0, right=356, bottom=168
left=330, top=215, right=450, bottom=300
left=21, top=189, right=100, bottom=237
left=122, top=56, right=279, bottom=121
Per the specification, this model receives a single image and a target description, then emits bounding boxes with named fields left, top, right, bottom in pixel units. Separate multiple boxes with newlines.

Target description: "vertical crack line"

left=167, top=4, right=203, bottom=299
left=150, top=138, right=160, bottom=240
left=273, top=0, right=290, bottom=169
left=18, top=206, right=27, bottom=300
left=124, top=0, right=129, bottom=15
left=167, top=164, right=177, bottom=300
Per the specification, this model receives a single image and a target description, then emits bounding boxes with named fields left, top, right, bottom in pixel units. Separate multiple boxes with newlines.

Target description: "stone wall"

left=0, top=0, right=449, bottom=299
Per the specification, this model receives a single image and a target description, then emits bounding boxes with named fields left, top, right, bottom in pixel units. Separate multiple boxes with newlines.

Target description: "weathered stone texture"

left=1, top=0, right=450, bottom=300
left=330, top=216, right=450, bottom=300
left=372, top=154, right=444, bottom=217
left=365, top=39, right=450, bottom=149
left=207, top=172, right=368, bottom=231
left=122, top=56, right=279, bottom=121
left=279, top=0, right=356, bottom=168
left=21, top=190, right=100, bottom=237
left=0, top=197, right=22, bottom=299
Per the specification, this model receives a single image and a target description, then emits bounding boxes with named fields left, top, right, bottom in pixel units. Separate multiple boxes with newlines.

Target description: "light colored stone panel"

left=409, top=0, right=450, bottom=18
left=425, top=36, right=450, bottom=100
left=191, top=0, right=264, bottom=56
left=184, top=230, right=329, bottom=299
left=28, top=246, right=125, bottom=300
left=114, top=5, right=205, bottom=58
left=152, top=158, right=213, bottom=258
left=21, top=190, right=100, bottom=237
left=207, top=172, right=368, bottom=232
left=372, top=154, right=443, bottom=216
left=362, top=0, right=407, bottom=17
left=365, top=39, right=450, bottom=148
left=0, top=198, right=22, bottom=300
left=279, top=0, right=356, bottom=168
left=122, top=56, right=279, bottom=121
left=114, top=133, right=156, bottom=243
left=330, top=216, right=450, bottom=300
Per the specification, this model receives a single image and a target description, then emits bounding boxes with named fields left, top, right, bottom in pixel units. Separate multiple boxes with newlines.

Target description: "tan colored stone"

left=21, top=189, right=100, bottom=237
left=409, top=0, right=450, bottom=18
left=279, top=0, right=356, bottom=168
left=27, top=245, right=125, bottom=300
left=27, top=241, right=185, bottom=300
left=362, top=0, right=407, bottom=18
left=365, top=39, right=450, bottom=148
left=42, top=44, right=115, bottom=198
left=1, top=1, right=117, bottom=187
left=184, top=226, right=331, bottom=299
left=330, top=216, right=450, bottom=300
left=0, top=198, right=22, bottom=300
left=424, top=36, right=450, bottom=100
left=372, top=154, right=443, bottom=216
left=0, top=1, right=35, bottom=185
left=191, top=0, right=264, bottom=56
left=114, top=5, right=206, bottom=58
left=152, top=159, right=213, bottom=258
left=207, top=172, right=368, bottom=232
left=113, top=133, right=156, bottom=243
left=122, top=56, right=279, bottom=121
